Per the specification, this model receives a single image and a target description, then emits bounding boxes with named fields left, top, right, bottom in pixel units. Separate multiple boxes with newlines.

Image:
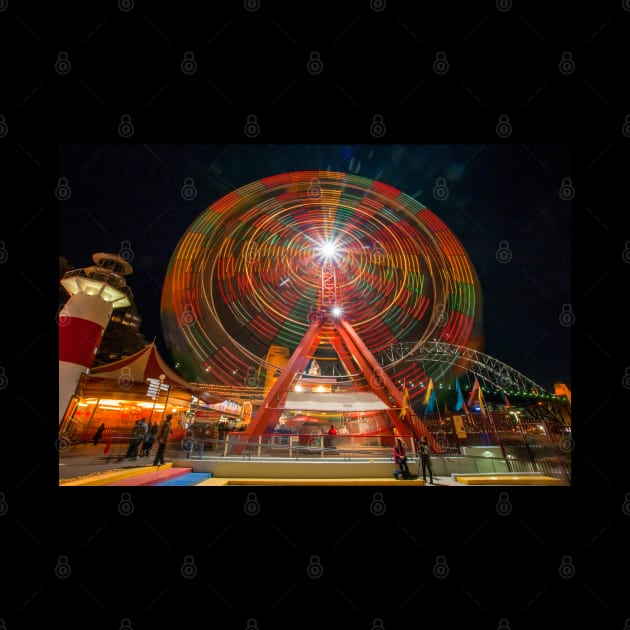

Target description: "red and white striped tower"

left=58, top=252, right=133, bottom=424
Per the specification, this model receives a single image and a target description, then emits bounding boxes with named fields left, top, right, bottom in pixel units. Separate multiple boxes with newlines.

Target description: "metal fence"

left=60, top=413, right=571, bottom=482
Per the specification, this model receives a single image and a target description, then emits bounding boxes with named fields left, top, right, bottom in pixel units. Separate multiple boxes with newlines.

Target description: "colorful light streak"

left=161, top=171, right=483, bottom=394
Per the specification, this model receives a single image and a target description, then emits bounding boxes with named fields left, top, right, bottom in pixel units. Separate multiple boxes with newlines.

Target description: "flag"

left=399, top=385, right=410, bottom=418
left=423, top=378, right=437, bottom=414
left=478, top=383, right=487, bottom=416
left=467, top=376, right=487, bottom=415
left=454, top=377, right=465, bottom=411
left=466, top=376, right=478, bottom=409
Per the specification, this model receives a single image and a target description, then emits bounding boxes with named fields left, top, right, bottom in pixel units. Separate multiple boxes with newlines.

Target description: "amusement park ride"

left=243, top=240, right=436, bottom=448
left=160, top=170, right=510, bottom=452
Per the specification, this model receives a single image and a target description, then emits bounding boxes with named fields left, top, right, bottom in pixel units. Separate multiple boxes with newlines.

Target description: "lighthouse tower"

left=58, top=252, right=133, bottom=424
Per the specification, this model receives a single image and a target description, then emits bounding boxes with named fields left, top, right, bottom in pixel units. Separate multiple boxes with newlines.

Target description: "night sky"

left=58, top=143, right=571, bottom=391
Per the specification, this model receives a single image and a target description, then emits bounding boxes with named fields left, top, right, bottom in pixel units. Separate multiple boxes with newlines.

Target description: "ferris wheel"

left=161, top=170, right=483, bottom=395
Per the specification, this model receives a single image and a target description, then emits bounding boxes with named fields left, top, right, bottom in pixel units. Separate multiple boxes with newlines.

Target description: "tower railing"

left=62, top=268, right=134, bottom=300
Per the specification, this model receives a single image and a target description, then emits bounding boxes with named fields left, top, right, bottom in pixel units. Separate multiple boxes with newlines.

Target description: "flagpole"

left=435, top=388, right=443, bottom=450
left=404, top=381, right=419, bottom=450
left=476, top=380, right=491, bottom=446
left=486, top=392, right=512, bottom=472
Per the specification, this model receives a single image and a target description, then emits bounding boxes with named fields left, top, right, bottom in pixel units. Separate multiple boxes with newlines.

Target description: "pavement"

left=58, top=442, right=464, bottom=485
left=58, top=441, right=186, bottom=481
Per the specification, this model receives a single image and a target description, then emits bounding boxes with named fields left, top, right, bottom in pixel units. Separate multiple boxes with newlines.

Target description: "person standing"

left=126, top=419, right=142, bottom=459
left=417, top=435, right=434, bottom=484
left=153, top=415, right=173, bottom=466
left=129, top=417, right=148, bottom=459
left=325, top=424, right=337, bottom=448
left=92, top=422, right=106, bottom=446
left=141, top=422, right=159, bottom=458
left=393, top=438, right=410, bottom=479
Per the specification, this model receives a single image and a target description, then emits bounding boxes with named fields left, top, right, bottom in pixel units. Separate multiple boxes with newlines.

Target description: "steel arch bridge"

left=373, top=341, right=548, bottom=394
left=194, top=340, right=548, bottom=402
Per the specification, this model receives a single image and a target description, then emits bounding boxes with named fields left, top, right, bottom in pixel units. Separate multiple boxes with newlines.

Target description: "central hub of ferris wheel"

left=319, top=241, right=340, bottom=313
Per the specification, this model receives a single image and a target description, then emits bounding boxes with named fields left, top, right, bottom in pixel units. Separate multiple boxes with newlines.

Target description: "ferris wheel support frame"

left=243, top=310, right=442, bottom=453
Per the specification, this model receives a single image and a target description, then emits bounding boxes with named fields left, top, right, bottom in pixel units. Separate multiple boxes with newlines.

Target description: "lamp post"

left=147, top=374, right=166, bottom=427
left=159, top=379, right=172, bottom=425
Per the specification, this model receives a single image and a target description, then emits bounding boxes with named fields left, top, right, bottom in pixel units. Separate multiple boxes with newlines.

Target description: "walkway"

left=59, top=443, right=565, bottom=486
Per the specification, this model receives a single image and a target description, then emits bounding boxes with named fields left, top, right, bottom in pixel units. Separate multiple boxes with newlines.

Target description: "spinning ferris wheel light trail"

left=161, top=170, right=484, bottom=444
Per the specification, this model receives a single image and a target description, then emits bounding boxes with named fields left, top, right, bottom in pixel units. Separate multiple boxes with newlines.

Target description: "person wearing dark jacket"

left=153, top=415, right=173, bottom=466
left=127, top=417, right=148, bottom=459
left=92, top=423, right=106, bottom=446
left=417, top=435, right=434, bottom=484
left=141, top=423, right=159, bottom=458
